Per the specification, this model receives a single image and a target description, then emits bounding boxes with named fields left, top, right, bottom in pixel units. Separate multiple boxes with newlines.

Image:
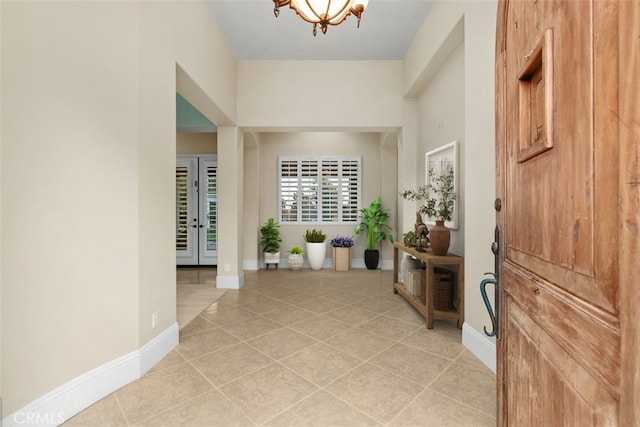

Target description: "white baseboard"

left=462, top=323, right=496, bottom=373
left=216, top=274, right=244, bottom=289
left=3, top=323, right=179, bottom=427
left=245, top=258, right=394, bottom=271
left=140, top=323, right=179, bottom=375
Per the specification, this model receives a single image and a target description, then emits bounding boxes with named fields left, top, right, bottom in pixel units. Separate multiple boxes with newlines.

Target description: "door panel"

left=176, top=157, right=198, bottom=265
left=198, top=158, right=218, bottom=265
left=176, top=155, right=217, bottom=266
left=495, top=0, right=636, bottom=423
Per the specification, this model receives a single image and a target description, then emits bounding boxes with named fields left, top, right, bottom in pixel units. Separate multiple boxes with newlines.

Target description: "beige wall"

left=176, top=132, right=218, bottom=154
left=417, top=42, right=465, bottom=256
left=238, top=61, right=404, bottom=129
left=2, top=2, right=140, bottom=412
left=461, top=0, right=498, bottom=353
left=403, top=0, right=498, bottom=366
left=1, top=0, right=237, bottom=416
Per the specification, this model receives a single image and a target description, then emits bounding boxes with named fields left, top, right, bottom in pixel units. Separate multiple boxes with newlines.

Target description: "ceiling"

left=205, top=0, right=434, bottom=61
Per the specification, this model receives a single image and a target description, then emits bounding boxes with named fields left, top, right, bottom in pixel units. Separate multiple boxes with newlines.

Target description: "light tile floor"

left=64, top=269, right=496, bottom=427
left=176, top=267, right=227, bottom=329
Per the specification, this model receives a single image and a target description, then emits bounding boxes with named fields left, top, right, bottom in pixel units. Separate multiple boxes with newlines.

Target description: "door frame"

left=176, top=154, right=218, bottom=266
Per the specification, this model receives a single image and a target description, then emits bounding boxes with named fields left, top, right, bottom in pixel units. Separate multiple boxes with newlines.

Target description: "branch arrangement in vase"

left=399, top=168, right=456, bottom=222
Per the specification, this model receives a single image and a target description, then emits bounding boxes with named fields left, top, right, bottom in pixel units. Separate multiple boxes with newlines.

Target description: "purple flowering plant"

left=330, top=234, right=355, bottom=248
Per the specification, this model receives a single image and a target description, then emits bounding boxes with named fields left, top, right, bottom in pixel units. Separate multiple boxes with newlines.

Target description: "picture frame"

left=425, top=141, right=458, bottom=229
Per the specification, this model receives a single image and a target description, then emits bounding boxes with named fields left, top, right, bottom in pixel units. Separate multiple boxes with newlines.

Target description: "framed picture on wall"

left=425, top=141, right=458, bottom=229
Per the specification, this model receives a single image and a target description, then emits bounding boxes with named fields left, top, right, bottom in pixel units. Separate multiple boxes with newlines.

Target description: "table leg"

left=426, top=261, right=435, bottom=329
left=393, top=245, right=399, bottom=294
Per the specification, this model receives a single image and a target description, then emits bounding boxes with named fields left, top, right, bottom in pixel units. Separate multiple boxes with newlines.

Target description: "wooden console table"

left=393, top=242, right=464, bottom=329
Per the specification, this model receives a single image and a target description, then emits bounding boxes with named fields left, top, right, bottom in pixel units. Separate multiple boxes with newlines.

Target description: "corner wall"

left=403, top=0, right=498, bottom=371
left=1, top=0, right=238, bottom=420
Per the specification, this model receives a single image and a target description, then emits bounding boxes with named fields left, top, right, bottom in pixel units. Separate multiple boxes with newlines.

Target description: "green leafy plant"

left=304, top=229, right=326, bottom=243
left=289, top=245, right=304, bottom=255
left=403, top=230, right=417, bottom=247
left=354, top=197, right=394, bottom=250
left=260, top=218, right=282, bottom=253
left=399, top=168, right=456, bottom=221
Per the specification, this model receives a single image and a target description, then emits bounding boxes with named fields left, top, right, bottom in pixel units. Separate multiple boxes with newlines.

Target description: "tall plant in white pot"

left=304, top=229, right=326, bottom=270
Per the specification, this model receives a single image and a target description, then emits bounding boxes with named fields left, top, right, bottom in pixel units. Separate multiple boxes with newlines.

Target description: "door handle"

left=480, top=225, right=501, bottom=338
left=480, top=275, right=497, bottom=337
left=189, top=218, right=197, bottom=229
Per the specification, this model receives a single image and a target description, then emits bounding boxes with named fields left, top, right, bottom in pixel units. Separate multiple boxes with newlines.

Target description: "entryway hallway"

left=64, top=269, right=495, bottom=426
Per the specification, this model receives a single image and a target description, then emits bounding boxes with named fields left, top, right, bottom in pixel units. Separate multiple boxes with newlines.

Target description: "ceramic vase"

left=429, top=220, right=451, bottom=256
left=306, top=242, right=326, bottom=270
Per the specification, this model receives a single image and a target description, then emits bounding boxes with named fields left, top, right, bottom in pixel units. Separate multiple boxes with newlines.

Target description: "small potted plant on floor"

left=304, top=229, right=326, bottom=270
left=260, top=217, right=282, bottom=269
left=354, top=197, right=394, bottom=269
left=287, top=245, right=304, bottom=270
left=330, top=234, right=354, bottom=271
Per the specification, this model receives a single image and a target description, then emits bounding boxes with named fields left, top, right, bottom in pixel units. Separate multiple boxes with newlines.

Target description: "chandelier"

left=273, top=0, right=369, bottom=36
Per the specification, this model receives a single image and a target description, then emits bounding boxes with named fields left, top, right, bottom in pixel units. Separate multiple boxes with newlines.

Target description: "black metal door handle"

left=480, top=225, right=501, bottom=338
left=480, top=276, right=497, bottom=337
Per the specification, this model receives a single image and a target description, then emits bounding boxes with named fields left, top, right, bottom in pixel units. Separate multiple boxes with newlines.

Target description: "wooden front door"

left=495, top=0, right=639, bottom=424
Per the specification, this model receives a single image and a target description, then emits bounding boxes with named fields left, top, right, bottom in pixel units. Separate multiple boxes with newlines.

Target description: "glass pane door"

left=176, top=157, right=198, bottom=265
left=198, top=158, right=217, bottom=265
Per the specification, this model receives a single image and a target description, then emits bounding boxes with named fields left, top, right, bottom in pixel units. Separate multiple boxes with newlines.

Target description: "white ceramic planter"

left=288, top=254, right=304, bottom=270
left=264, top=251, right=280, bottom=268
left=305, top=242, right=326, bottom=270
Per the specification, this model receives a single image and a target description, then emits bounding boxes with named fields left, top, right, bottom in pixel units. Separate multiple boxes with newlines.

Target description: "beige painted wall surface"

left=238, top=61, right=404, bottom=129
left=404, top=0, right=498, bottom=357
left=403, top=1, right=466, bottom=97
left=1, top=2, right=140, bottom=413
left=1, top=0, right=238, bottom=416
left=176, top=132, right=218, bottom=154
left=253, top=132, right=397, bottom=268
left=417, top=42, right=465, bottom=256
left=461, top=0, right=497, bottom=348
left=174, top=1, right=237, bottom=127
left=243, top=133, right=260, bottom=267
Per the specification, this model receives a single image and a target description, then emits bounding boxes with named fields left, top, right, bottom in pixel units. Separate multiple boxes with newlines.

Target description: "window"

left=279, top=156, right=361, bottom=224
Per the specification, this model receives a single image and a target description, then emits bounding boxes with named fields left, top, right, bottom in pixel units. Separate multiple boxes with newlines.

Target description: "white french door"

left=176, top=155, right=218, bottom=265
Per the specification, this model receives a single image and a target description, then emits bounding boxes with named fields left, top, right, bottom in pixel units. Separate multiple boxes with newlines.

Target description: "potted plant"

left=260, top=217, right=282, bottom=268
left=330, top=234, right=354, bottom=271
left=399, top=167, right=456, bottom=255
left=354, top=197, right=394, bottom=269
left=288, top=245, right=304, bottom=270
left=304, top=229, right=326, bottom=270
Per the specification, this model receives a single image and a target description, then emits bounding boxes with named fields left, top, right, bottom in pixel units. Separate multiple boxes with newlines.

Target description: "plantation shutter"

left=322, top=160, right=339, bottom=222
left=205, top=164, right=217, bottom=251
left=300, top=160, right=318, bottom=222
left=279, top=156, right=360, bottom=224
left=341, top=159, right=359, bottom=222
left=280, top=160, right=298, bottom=222
left=175, top=166, right=189, bottom=251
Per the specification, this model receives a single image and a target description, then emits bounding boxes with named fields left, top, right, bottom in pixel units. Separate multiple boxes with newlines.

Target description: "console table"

left=393, top=242, right=465, bottom=329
